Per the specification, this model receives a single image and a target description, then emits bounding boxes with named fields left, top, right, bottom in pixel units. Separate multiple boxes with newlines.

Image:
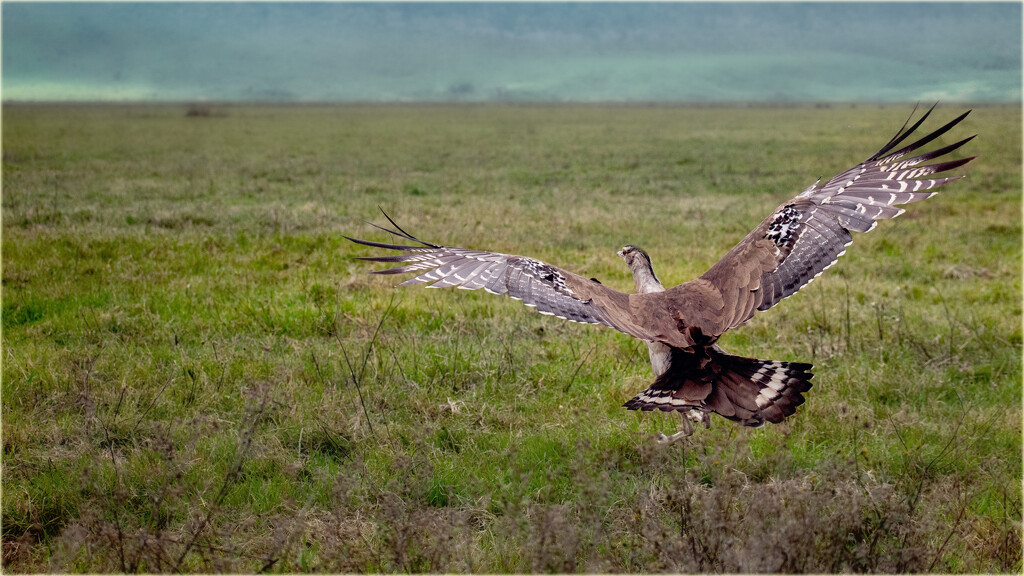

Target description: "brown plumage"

left=345, top=106, right=974, bottom=435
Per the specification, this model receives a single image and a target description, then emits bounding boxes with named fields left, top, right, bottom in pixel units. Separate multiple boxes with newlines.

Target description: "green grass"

left=2, top=103, right=1021, bottom=572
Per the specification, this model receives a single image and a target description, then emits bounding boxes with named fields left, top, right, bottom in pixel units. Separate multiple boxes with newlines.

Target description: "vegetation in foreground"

left=2, top=103, right=1021, bottom=572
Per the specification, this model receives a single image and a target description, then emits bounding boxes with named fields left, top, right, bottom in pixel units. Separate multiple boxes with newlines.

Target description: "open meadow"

left=2, top=103, right=1021, bottom=572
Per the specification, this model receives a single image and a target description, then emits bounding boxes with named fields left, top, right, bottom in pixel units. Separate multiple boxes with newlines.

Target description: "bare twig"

left=310, top=350, right=331, bottom=390
left=337, top=339, right=377, bottom=441
left=210, top=340, right=227, bottom=390
left=131, top=377, right=172, bottom=435
left=335, top=294, right=397, bottom=444
left=927, top=485, right=968, bottom=571
left=100, top=422, right=128, bottom=572
left=564, top=344, right=596, bottom=393
left=172, top=385, right=270, bottom=572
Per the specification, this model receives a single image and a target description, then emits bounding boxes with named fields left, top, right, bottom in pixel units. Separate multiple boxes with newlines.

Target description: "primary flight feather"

left=346, top=106, right=974, bottom=440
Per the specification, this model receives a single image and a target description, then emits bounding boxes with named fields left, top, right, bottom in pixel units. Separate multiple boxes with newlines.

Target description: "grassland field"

left=1, top=103, right=1021, bottom=572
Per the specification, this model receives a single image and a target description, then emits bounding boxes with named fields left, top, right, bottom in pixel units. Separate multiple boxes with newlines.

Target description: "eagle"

left=345, top=106, right=974, bottom=441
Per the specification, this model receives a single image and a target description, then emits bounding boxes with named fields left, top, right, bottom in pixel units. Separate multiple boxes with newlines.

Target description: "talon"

left=655, top=411, right=697, bottom=444
left=685, top=408, right=712, bottom=429
left=656, top=429, right=692, bottom=444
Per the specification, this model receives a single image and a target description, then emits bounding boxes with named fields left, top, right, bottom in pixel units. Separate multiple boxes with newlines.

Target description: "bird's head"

left=618, top=244, right=662, bottom=291
left=617, top=244, right=655, bottom=275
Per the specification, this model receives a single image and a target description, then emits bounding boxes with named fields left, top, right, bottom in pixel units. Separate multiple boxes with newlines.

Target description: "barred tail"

left=714, top=355, right=814, bottom=426
left=623, top=348, right=814, bottom=427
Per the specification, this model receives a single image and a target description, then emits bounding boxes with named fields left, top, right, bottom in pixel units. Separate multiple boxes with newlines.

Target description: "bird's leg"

left=687, top=407, right=711, bottom=430
left=656, top=412, right=695, bottom=444
left=656, top=407, right=713, bottom=444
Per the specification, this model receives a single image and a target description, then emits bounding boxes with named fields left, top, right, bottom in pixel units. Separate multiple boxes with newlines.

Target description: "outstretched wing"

left=677, top=105, right=974, bottom=336
left=345, top=213, right=658, bottom=342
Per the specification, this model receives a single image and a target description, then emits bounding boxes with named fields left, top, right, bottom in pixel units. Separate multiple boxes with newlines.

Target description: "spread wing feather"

left=693, top=105, right=974, bottom=334
left=345, top=212, right=657, bottom=341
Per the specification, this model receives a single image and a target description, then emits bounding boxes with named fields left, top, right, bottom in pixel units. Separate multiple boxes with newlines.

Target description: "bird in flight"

left=346, top=106, right=974, bottom=441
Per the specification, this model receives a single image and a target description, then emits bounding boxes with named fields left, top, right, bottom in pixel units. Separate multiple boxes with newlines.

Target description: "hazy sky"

left=3, top=2, right=1021, bottom=102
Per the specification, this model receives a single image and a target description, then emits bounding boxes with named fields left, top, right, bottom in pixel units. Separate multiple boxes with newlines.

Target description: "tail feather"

left=623, top=348, right=813, bottom=427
